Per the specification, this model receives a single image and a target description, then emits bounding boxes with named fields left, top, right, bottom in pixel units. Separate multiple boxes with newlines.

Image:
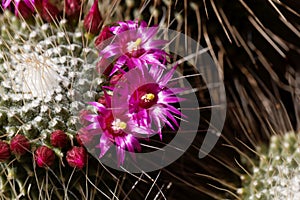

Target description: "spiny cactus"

left=0, top=1, right=186, bottom=199
left=238, top=131, right=300, bottom=200
left=0, top=9, right=106, bottom=198
left=0, top=12, right=100, bottom=135
left=0, top=0, right=299, bottom=199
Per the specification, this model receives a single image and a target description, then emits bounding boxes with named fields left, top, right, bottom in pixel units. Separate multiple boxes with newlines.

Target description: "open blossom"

left=113, top=65, right=184, bottom=139
left=35, top=146, right=55, bottom=167
left=0, top=141, right=11, bottom=162
left=80, top=94, right=149, bottom=165
left=2, top=0, right=35, bottom=19
left=83, top=0, right=102, bottom=34
left=10, top=135, right=30, bottom=156
left=66, top=146, right=87, bottom=169
left=98, top=20, right=168, bottom=76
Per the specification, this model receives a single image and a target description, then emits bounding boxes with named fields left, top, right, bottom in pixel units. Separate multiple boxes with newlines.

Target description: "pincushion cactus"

left=0, top=0, right=298, bottom=199
left=238, top=131, right=300, bottom=200
left=0, top=9, right=104, bottom=198
left=0, top=1, right=188, bottom=198
left=0, top=11, right=100, bottom=137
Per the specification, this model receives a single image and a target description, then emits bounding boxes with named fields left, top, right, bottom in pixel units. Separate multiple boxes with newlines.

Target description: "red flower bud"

left=50, top=130, right=68, bottom=148
left=75, top=133, right=84, bottom=146
left=15, top=0, right=35, bottom=19
left=97, top=96, right=107, bottom=106
left=65, top=0, right=81, bottom=20
left=0, top=140, right=11, bottom=162
left=66, top=146, right=87, bottom=169
left=35, top=146, right=56, bottom=167
left=35, top=0, right=60, bottom=22
left=96, top=57, right=113, bottom=76
left=95, top=26, right=113, bottom=49
left=79, top=110, right=93, bottom=126
left=2, top=0, right=35, bottom=19
left=109, top=74, right=123, bottom=87
left=10, top=135, right=30, bottom=156
left=83, top=0, right=102, bottom=34
left=76, top=129, right=95, bottom=146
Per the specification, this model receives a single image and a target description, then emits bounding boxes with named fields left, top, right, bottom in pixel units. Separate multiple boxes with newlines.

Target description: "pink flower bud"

left=10, top=135, right=30, bottom=156
left=2, top=0, right=35, bottom=19
left=50, top=130, right=68, bottom=148
left=79, top=110, right=93, bottom=126
left=97, top=96, right=107, bottom=106
left=35, top=0, right=60, bottom=22
left=96, top=57, right=113, bottom=76
left=66, top=146, right=87, bottom=169
left=109, top=74, right=123, bottom=87
left=76, top=129, right=95, bottom=146
left=83, top=0, right=102, bottom=34
left=65, top=0, right=81, bottom=20
left=95, top=26, right=113, bottom=48
left=0, top=140, right=11, bottom=162
left=35, top=146, right=56, bottom=167
left=75, top=133, right=84, bottom=146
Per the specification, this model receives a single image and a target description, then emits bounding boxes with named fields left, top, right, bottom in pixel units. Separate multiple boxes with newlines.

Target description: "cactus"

left=0, top=9, right=105, bottom=198
left=238, top=131, right=300, bottom=200
left=0, top=1, right=181, bottom=199
left=0, top=0, right=299, bottom=199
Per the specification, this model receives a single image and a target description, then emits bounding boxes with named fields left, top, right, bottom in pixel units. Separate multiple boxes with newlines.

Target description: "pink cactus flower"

left=80, top=94, right=150, bottom=165
left=98, top=20, right=168, bottom=76
left=112, top=65, right=185, bottom=139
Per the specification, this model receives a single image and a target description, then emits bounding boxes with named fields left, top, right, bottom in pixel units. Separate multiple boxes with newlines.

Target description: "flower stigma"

left=127, top=38, right=142, bottom=52
left=141, top=93, right=155, bottom=102
left=111, top=118, right=127, bottom=131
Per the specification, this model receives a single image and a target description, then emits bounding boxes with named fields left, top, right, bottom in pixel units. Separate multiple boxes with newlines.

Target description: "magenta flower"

left=2, top=0, right=35, bottom=19
left=83, top=0, right=102, bottom=34
left=35, top=146, right=55, bottom=167
left=10, top=134, right=30, bottom=156
left=66, top=146, right=87, bottom=169
left=113, top=65, right=184, bottom=139
left=50, top=130, right=68, bottom=148
left=98, top=20, right=168, bottom=76
left=0, top=140, right=11, bottom=162
left=80, top=94, right=148, bottom=165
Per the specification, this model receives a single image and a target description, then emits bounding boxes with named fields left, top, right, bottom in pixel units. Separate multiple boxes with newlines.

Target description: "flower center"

left=141, top=93, right=155, bottom=102
left=111, top=118, right=127, bottom=131
left=139, top=92, right=158, bottom=109
left=127, top=38, right=142, bottom=52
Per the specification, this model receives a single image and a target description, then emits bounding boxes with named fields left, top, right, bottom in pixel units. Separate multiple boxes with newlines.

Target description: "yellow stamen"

left=112, top=119, right=127, bottom=131
left=118, top=121, right=127, bottom=130
left=135, top=38, right=142, bottom=46
left=141, top=93, right=155, bottom=101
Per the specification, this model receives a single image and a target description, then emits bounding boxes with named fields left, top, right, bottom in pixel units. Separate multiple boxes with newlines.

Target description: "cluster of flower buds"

left=0, top=134, right=30, bottom=162
left=0, top=131, right=87, bottom=169
left=79, top=20, right=184, bottom=165
left=1, top=0, right=102, bottom=34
